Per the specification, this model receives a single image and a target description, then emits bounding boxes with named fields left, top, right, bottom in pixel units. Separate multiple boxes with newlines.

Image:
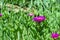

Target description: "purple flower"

left=51, top=33, right=59, bottom=39
left=0, top=13, right=2, bottom=16
left=28, top=13, right=34, bottom=16
left=33, top=16, right=45, bottom=22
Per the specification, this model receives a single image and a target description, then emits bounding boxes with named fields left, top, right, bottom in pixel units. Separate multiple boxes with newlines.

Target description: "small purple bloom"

left=33, top=16, right=45, bottom=22
left=51, top=33, right=59, bottom=39
left=0, top=13, right=2, bottom=16
left=28, top=13, right=34, bottom=16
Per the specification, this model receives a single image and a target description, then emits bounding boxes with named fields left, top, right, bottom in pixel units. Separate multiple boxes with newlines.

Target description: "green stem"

left=54, top=39, right=57, bottom=40
left=17, top=31, right=20, bottom=40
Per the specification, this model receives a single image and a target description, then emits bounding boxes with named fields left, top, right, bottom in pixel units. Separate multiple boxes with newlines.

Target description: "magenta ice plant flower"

left=0, top=13, right=2, bottom=16
left=33, top=16, right=45, bottom=22
left=51, top=33, right=60, bottom=39
left=28, top=13, right=34, bottom=16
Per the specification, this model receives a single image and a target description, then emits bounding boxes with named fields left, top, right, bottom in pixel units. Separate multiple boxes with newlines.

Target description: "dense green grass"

left=0, top=0, right=60, bottom=40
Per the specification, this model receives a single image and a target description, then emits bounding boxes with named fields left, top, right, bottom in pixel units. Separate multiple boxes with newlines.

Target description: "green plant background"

left=0, top=0, right=60, bottom=40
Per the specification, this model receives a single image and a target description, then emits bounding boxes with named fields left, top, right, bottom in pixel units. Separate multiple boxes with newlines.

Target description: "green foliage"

left=0, top=0, right=60, bottom=40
